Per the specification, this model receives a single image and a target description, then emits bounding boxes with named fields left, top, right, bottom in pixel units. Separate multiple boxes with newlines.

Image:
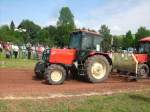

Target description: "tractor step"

left=78, top=62, right=86, bottom=76
left=78, top=69, right=85, bottom=76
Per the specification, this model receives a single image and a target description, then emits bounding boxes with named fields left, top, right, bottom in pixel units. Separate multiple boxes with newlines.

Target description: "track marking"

left=0, top=89, right=149, bottom=100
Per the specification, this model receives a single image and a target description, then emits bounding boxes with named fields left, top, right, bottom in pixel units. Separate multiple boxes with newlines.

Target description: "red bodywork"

left=140, top=37, right=150, bottom=42
left=49, top=48, right=76, bottom=65
left=134, top=54, right=148, bottom=63
left=136, top=37, right=150, bottom=63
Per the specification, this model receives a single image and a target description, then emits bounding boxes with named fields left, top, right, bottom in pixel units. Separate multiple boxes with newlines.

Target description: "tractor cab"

left=69, top=30, right=103, bottom=61
left=69, top=30, right=103, bottom=51
left=139, top=37, right=150, bottom=54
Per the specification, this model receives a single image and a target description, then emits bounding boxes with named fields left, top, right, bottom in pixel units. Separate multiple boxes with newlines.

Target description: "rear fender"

left=83, top=52, right=112, bottom=65
left=134, top=54, right=148, bottom=63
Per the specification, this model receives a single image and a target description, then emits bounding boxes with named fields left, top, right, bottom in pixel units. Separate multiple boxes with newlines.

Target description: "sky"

left=0, top=0, right=150, bottom=35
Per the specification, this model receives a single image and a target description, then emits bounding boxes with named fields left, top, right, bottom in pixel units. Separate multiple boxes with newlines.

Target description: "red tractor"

left=112, top=36, right=150, bottom=80
left=35, top=30, right=112, bottom=85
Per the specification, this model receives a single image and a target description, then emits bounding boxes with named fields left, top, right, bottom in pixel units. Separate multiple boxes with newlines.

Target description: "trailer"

left=112, top=37, right=150, bottom=80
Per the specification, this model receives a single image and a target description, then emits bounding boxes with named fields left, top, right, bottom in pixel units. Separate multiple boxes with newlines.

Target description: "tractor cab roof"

left=140, top=37, right=150, bottom=42
left=72, top=29, right=101, bottom=37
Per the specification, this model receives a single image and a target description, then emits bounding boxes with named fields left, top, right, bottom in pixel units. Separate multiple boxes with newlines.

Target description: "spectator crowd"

left=0, top=41, right=47, bottom=60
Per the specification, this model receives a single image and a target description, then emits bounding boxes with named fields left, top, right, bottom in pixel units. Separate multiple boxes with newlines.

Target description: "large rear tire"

left=46, top=64, right=66, bottom=85
left=85, top=55, right=110, bottom=83
left=137, top=64, right=149, bottom=78
left=34, top=62, right=45, bottom=79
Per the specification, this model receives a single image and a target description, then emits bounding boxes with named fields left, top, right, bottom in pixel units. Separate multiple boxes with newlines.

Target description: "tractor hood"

left=49, top=48, right=77, bottom=65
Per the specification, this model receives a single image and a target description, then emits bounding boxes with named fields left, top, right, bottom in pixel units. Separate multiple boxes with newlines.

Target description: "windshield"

left=139, top=42, right=150, bottom=53
left=69, top=33, right=81, bottom=49
left=82, top=36, right=93, bottom=50
left=82, top=34, right=102, bottom=50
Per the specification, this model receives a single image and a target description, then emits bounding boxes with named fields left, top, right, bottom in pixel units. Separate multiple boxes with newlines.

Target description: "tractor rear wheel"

left=137, top=64, right=149, bottom=78
left=34, top=62, right=45, bottom=79
left=46, top=64, right=66, bottom=85
left=85, top=55, right=110, bottom=83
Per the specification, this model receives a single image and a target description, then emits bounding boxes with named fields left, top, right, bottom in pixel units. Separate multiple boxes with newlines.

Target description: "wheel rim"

left=50, top=70, right=62, bottom=82
left=91, top=62, right=106, bottom=79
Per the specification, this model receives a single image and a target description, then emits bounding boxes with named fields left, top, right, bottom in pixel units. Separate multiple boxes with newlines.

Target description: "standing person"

left=27, top=47, right=32, bottom=59
left=0, top=42, right=3, bottom=52
left=9, top=43, right=13, bottom=58
left=0, top=42, right=3, bottom=58
left=35, top=45, right=38, bottom=59
left=37, top=45, right=45, bottom=60
left=5, top=42, right=11, bottom=58
left=21, top=44, right=27, bottom=59
left=26, top=43, right=32, bottom=59
left=13, top=45, right=19, bottom=59
left=31, top=45, right=36, bottom=59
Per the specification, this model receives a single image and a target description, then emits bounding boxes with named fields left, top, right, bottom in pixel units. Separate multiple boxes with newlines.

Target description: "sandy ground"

left=0, top=68, right=149, bottom=97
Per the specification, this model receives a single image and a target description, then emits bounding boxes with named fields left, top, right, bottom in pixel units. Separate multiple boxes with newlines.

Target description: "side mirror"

left=96, top=44, right=100, bottom=52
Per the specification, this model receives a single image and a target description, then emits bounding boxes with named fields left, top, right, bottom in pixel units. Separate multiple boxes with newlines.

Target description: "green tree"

left=99, top=25, right=112, bottom=52
left=37, top=27, right=49, bottom=45
left=0, top=25, right=23, bottom=44
left=113, top=35, right=123, bottom=51
left=134, top=27, right=150, bottom=49
left=18, top=20, right=41, bottom=43
left=10, top=20, right=15, bottom=31
left=135, top=27, right=150, bottom=41
left=37, top=25, right=57, bottom=47
left=124, top=30, right=134, bottom=49
left=57, top=7, right=75, bottom=27
left=0, top=25, right=10, bottom=41
left=48, top=25, right=58, bottom=46
left=57, top=7, right=75, bottom=46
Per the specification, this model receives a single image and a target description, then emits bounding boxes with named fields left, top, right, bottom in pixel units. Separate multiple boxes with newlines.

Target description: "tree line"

left=0, top=7, right=75, bottom=47
left=0, top=7, right=150, bottom=51
left=99, top=25, right=150, bottom=51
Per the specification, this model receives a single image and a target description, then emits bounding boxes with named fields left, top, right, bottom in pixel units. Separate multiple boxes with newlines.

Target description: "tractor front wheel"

left=85, top=55, right=110, bottom=83
left=34, top=62, right=45, bottom=79
left=46, top=64, right=66, bottom=85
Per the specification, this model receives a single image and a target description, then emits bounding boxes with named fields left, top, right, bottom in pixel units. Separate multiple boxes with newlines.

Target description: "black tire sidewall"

left=34, top=62, right=45, bottom=79
left=138, top=64, right=149, bottom=78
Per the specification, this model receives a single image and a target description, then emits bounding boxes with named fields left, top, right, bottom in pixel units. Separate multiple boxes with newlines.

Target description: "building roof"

left=140, top=37, right=150, bottom=42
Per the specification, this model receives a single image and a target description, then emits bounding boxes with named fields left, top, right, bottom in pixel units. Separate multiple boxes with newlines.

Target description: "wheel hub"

left=140, top=68, right=147, bottom=77
left=141, top=69, right=146, bottom=75
left=51, top=71, right=62, bottom=82
left=91, top=62, right=106, bottom=79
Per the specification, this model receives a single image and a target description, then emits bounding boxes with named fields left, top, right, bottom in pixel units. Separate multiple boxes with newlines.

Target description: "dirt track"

left=0, top=68, right=150, bottom=97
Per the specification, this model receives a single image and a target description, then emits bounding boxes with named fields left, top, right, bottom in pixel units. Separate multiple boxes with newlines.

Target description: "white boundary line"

left=0, top=89, right=149, bottom=100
